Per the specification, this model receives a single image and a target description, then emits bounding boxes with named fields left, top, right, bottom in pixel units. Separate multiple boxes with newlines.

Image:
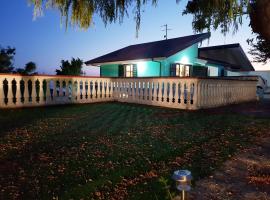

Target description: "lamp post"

left=172, top=170, right=192, bottom=200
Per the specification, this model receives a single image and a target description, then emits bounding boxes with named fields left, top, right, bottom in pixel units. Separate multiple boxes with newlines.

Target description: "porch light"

left=180, top=56, right=189, bottom=65
left=172, top=170, right=192, bottom=200
left=137, top=61, right=147, bottom=74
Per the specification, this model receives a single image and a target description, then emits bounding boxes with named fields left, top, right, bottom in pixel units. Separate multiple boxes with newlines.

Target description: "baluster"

left=134, top=81, right=137, bottom=100
left=66, top=80, right=71, bottom=100
left=39, top=78, right=44, bottom=103
left=11, top=78, right=18, bottom=105
left=168, top=81, right=173, bottom=103
left=142, top=82, right=145, bottom=100
left=120, top=80, right=123, bottom=99
left=7, top=78, right=14, bottom=106
left=48, top=79, right=53, bottom=101
left=126, top=81, right=129, bottom=99
left=149, top=81, right=153, bottom=101
left=172, top=82, right=176, bottom=104
left=53, top=79, right=58, bottom=102
left=114, top=80, right=117, bottom=99
left=129, top=81, right=132, bottom=98
left=97, top=81, right=100, bottom=99
left=0, top=77, right=4, bottom=107
left=73, top=81, right=78, bottom=101
left=190, top=82, right=195, bottom=105
left=78, top=81, right=82, bottom=100
left=89, top=80, right=93, bottom=99
left=184, top=83, right=188, bottom=104
left=85, top=80, right=89, bottom=99
left=35, top=79, right=41, bottom=104
left=93, top=81, right=97, bottom=99
left=163, top=81, right=167, bottom=103
left=103, top=80, right=106, bottom=98
left=55, top=80, right=60, bottom=97
left=153, top=81, right=157, bottom=102
left=26, top=79, right=32, bottom=104
left=41, top=79, right=45, bottom=103
left=108, top=80, right=111, bottom=98
left=62, top=80, right=66, bottom=97
left=138, top=81, right=141, bottom=100
left=156, top=81, right=160, bottom=102
left=2, top=78, right=8, bottom=105
left=100, top=81, right=103, bottom=98
left=123, top=82, right=126, bottom=98
left=0, top=78, right=4, bottom=106
left=178, top=82, right=181, bottom=104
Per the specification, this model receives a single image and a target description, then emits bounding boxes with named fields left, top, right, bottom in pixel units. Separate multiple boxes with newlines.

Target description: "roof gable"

left=86, top=33, right=210, bottom=65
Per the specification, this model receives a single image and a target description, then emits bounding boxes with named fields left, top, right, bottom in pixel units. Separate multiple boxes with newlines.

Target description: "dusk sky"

left=0, top=0, right=269, bottom=75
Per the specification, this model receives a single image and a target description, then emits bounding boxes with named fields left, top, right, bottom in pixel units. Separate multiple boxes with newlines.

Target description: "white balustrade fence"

left=113, top=77, right=198, bottom=110
left=0, top=74, right=258, bottom=110
left=0, top=74, right=114, bottom=108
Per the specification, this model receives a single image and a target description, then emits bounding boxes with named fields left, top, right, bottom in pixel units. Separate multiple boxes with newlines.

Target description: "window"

left=174, top=64, right=190, bottom=77
left=119, top=64, right=137, bottom=77
left=125, top=65, right=134, bottom=77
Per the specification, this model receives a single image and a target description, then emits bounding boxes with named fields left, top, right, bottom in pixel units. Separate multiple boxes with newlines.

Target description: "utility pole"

left=162, top=24, right=172, bottom=40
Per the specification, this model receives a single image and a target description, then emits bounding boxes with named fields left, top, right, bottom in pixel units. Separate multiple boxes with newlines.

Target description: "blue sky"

left=0, top=0, right=268, bottom=75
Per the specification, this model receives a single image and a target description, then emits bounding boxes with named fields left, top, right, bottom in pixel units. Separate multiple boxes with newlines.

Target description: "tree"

left=248, top=36, right=270, bottom=63
left=0, top=46, right=16, bottom=73
left=56, top=58, right=83, bottom=76
left=29, top=0, right=157, bottom=37
left=30, top=0, right=269, bottom=39
left=16, top=61, right=37, bottom=75
left=30, top=0, right=270, bottom=62
left=183, top=0, right=270, bottom=63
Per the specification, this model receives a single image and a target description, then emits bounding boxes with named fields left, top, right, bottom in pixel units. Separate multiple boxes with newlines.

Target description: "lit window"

left=125, top=65, right=133, bottom=77
left=185, top=65, right=190, bottom=77
left=180, top=64, right=185, bottom=77
left=175, top=64, right=190, bottom=77
left=176, top=64, right=180, bottom=76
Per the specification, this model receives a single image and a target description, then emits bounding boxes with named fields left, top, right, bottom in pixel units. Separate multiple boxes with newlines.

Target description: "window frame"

left=124, top=64, right=134, bottom=77
left=174, top=63, right=191, bottom=77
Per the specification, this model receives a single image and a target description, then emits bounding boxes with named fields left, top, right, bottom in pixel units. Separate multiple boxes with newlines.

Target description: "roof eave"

left=86, top=57, right=166, bottom=66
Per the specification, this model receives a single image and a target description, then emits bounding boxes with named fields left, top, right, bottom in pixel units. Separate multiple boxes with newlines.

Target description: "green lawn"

left=0, top=102, right=269, bottom=200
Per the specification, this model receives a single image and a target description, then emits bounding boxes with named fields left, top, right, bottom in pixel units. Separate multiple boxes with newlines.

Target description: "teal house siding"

left=100, top=64, right=119, bottom=77
left=137, top=61, right=160, bottom=77
left=99, top=44, right=200, bottom=77
left=161, top=44, right=199, bottom=76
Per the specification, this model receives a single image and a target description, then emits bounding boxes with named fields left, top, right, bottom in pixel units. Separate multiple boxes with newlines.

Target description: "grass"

left=0, top=102, right=269, bottom=200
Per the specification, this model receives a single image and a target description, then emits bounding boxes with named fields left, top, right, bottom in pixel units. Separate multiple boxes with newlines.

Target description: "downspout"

left=151, top=58, right=162, bottom=77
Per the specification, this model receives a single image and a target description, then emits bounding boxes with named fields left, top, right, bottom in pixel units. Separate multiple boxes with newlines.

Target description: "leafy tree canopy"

left=183, top=0, right=270, bottom=63
left=30, top=0, right=157, bottom=37
left=56, top=58, right=83, bottom=75
left=30, top=0, right=269, bottom=39
left=30, top=0, right=270, bottom=63
left=0, top=46, right=16, bottom=73
left=16, top=61, right=38, bottom=75
left=248, top=36, right=270, bottom=63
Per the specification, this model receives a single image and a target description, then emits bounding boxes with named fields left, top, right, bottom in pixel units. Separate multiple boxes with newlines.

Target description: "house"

left=85, top=33, right=254, bottom=78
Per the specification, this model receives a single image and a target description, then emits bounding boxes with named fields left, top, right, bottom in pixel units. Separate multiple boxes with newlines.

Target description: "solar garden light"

left=172, top=170, right=192, bottom=200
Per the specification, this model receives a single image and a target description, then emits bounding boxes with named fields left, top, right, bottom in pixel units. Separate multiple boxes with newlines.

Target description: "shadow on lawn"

left=0, top=101, right=270, bottom=200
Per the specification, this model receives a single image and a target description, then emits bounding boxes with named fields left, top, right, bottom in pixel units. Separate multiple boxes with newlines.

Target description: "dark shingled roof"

left=199, top=43, right=254, bottom=71
left=85, top=33, right=210, bottom=65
